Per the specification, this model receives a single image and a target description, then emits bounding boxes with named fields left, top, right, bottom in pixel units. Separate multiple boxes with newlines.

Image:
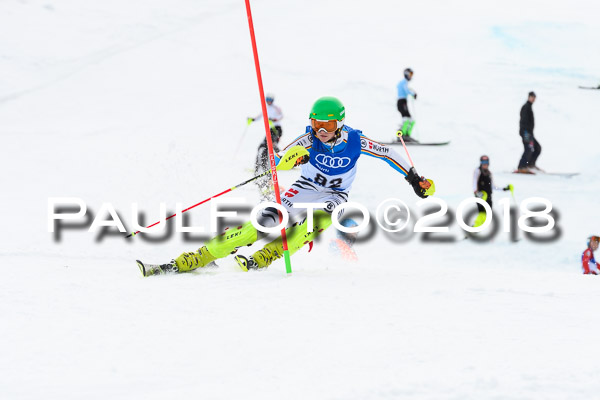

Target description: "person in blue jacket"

left=397, top=68, right=417, bottom=142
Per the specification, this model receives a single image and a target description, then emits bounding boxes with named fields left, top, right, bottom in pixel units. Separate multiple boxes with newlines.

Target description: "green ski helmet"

left=309, top=96, right=345, bottom=136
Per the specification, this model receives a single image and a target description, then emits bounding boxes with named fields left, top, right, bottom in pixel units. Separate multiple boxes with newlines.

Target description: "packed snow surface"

left=1, top=0, right=600, bottom=399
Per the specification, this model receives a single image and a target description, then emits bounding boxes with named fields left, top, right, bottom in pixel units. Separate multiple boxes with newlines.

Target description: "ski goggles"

left=480, top=159, right=489, bottom=165
left=311, top=119, right=338, bottom=133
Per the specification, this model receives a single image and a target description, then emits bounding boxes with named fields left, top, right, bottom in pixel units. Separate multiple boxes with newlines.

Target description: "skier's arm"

left=251, top=106, right=279, bottom=123
left=400, top=80, right=416, bottom=98
left=359, top=134, right=432, bottom=197
left=269, top=105, right=283, bottom=122
left=360, top=134, right=435, bottom=198
left=360, top=135, right=410, bottom=176
left=490, top=175, right=504, bottom=192
left=408, top=85, right=416, bottom=98
left=360, top=135, right=433, bottom=197
left=473, top=169, right=480, bottom=193
left=274, top=131, right=313, bottom=164
left=405, top=80, right=416, bottom=97
left=251, top=111, right=262, bottom=122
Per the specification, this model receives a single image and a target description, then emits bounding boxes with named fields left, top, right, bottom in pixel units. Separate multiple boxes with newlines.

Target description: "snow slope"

left=1, top=0, right=600, bottom=399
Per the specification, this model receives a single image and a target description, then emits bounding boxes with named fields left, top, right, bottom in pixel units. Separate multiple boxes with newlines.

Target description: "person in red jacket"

left=582, top=235, right=600, bottom=274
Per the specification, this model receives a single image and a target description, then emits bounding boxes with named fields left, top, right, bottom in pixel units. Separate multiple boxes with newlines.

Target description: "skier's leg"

left=236, top=183, right=348, bottom=270
left=530, top=137, right=542, bottom=167
left=255, top=141, right=268, bottom=174
left=473, top=191, right=489, bottom=228
left=242, top=210, right=333, bottom=269
left=174, top=246, right=218, bottom=272
left=173, top=179, right=347, bottom=273
left=397, top=98, right=415, bottom=139
left=406, top=119, right=416, bottom=136
left=272, top=126, right=283, bottom=151
left=473, top=211, right=488, bottom=228
left=401, top=118, right=411, bottom=134
left=174, top=221, right=258, bottom=272
left=173, top=206, right=286, bottom=272
left=254, top=142, right=275, bottom=200
left=397, top=98, right=410, bottom=118
left=518, top=137, right=531, bottom=170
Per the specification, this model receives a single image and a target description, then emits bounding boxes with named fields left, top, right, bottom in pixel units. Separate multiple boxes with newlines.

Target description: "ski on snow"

left=510, top=170, right=579, bottom=178
left=578, top=85, right=600, bottom=90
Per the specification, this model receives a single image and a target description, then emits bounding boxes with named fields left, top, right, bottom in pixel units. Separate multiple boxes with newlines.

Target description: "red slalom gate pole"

left=244, top=0, right=293, bottom=274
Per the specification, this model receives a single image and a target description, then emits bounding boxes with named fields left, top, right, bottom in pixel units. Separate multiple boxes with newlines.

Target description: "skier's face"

left=480, top=159, right=489, bottom=170
left=316, top=130, right=336, bottom=143
left=591, top=240, right=599, bottom=251
left=311, top=119, right=338, bottom=143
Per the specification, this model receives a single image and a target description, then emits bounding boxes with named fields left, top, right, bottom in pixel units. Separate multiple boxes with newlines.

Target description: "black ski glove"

left=413, top=93, right=418, bottom=100
left=405, top=167, right=430, bottom=198
left=295, top=155, right=310, bottom=166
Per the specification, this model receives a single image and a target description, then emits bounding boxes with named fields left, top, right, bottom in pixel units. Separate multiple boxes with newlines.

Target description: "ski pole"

left=125, top=146, right=308, bottom=238
left=396, top=130, right=415, bottom=167
left=396, top=130, right=434, bottom=196
left=125, top=170, right=270, bottom=238
left=508, top=184, right=518, bottom=205
left=234, top=118, right=254, bottom=157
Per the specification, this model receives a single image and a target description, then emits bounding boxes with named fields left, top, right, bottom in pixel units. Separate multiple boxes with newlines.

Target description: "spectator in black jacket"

left=517, top=91, right=542, bottom=173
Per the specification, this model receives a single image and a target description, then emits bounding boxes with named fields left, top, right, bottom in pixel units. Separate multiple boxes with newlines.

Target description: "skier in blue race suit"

left=137, top=96, right=435, bottom=276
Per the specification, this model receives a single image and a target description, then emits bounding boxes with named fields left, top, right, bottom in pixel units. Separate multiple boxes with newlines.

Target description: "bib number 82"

left=314, top=173, right=343, bottom=189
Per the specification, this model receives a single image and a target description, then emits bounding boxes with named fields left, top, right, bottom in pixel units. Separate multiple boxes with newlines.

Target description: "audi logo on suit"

left=315, top=154, right=352, bottom=168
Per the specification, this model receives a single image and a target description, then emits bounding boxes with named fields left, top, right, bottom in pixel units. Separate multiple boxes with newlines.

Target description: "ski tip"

left=234, top=255, right=250, bottom=272
left=543, top=172, right=580, bottom=178
left=136, top=260, right=147, bottom=277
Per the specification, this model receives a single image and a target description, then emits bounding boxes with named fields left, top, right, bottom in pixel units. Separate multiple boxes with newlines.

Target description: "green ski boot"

left=174, top=246, right=217, bottom=272
left=235, top=246, right=283, bottom=271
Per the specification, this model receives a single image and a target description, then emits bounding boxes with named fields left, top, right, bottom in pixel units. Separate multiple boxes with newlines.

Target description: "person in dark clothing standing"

left=517, top=91, right=542, bottom=173
left=473, top=155, right=511, bottom=227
